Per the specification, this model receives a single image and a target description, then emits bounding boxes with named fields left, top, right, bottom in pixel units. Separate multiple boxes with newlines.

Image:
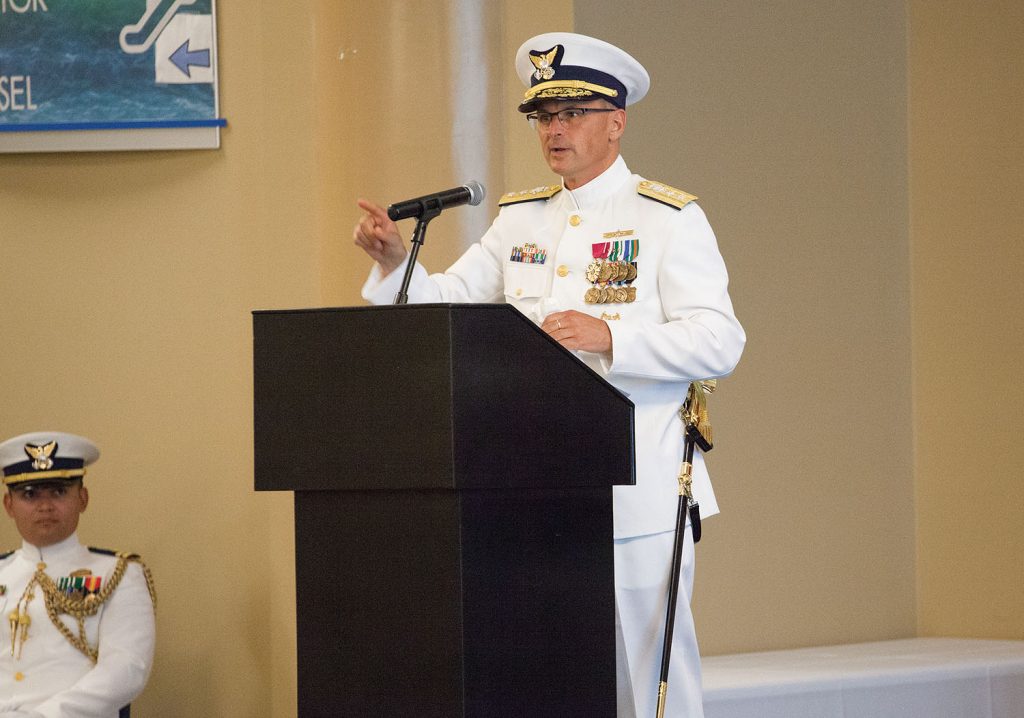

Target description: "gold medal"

left=599, top=262, right=615, bottom=283
left=585, top=260, right=603, bottom=283
left=615, top=262, right=629, bottom=282
left=626, top=286, right=637, bottom=303
left=584, top=287, right=600, bottom=304
left=614, top=287, right=628, bottom=303
left=625, top=263, right=637, bottom=281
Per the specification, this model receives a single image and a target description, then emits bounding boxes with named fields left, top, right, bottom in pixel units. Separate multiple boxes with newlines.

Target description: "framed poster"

left=0, top=0, right=224, bottom=152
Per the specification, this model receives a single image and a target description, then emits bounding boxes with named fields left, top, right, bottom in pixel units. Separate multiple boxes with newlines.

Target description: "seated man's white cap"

left=0, top=431, right=100, bottom=487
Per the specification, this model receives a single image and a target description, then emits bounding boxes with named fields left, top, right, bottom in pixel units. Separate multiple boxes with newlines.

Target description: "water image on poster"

left=0, top=0, right=224, bottom=152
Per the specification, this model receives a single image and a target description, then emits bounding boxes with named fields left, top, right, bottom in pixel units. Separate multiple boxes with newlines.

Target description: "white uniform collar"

left=562, top=155, right=631, bottom=209
left=19, top=532, right=86, bottom=564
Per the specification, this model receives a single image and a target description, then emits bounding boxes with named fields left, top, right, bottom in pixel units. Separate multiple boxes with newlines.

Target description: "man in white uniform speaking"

left=0, top=432, right=156, bottom=718
left=353, top=32, right=745, bottom=718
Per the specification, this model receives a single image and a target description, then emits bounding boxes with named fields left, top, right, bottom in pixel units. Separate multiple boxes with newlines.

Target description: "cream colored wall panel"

left=909, top=0, right=1024, bottom=640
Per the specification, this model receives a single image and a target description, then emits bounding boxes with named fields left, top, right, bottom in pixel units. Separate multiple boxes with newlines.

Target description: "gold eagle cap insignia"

left=529, top=46, right=560, bottom=81
left=24, top=441, right=57, bottom=471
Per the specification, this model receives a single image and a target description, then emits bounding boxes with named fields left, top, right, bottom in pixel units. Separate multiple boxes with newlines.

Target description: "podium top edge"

left=252, top=303, right=513, bottom=316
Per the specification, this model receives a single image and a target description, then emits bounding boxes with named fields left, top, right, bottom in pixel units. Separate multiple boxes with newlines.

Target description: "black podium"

left=253, top=304, right=634, bottom=718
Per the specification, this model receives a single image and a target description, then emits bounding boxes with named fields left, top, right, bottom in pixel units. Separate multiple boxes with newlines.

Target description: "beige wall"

left=578, top=2, right=916, bottom=654
left=909, top=1, right=1024, bottom=639
left=0, top=1, right=319, bottom=714
left=0, top=1, right=1021, bottom=716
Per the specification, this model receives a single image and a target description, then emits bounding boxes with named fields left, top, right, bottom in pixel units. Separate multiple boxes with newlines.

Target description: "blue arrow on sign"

left=170, top=39, right=211, bottom=78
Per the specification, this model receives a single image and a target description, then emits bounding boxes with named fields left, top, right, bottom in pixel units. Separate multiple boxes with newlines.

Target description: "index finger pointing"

left=356, top=198, right=390, bottom=221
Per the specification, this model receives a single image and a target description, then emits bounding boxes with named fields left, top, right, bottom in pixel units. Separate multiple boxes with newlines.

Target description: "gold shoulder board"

left=638, top=180, right=698, bottom=210
left=498, top=184, right=562, bottom=206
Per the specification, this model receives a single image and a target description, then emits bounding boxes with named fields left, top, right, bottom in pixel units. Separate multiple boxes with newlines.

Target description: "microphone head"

left=464, top=180, right=486, bottom=206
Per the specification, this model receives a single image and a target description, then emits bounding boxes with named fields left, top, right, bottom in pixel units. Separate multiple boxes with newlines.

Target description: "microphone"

left=387, top=181, right=486, bottom=221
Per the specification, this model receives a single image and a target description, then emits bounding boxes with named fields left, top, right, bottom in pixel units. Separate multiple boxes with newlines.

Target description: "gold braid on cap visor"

left=3, top=468, right=86, bottom=485
left=524, top=80, right=620, bottom=102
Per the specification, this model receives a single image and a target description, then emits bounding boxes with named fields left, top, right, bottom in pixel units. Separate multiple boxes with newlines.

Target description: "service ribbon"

left=622, top=239, right=638, bottom=262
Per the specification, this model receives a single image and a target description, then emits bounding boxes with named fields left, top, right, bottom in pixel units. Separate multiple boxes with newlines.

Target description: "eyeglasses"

left=526, top=107, right=617, bottom=129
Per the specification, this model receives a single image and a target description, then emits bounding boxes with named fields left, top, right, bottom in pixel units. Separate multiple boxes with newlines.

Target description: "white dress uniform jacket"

left=0, top=533, right=155, bottom=718
left=363, top=155, right=745, bottom=539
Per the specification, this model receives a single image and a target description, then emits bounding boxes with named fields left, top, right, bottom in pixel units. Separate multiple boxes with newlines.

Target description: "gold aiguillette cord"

left=9, top=564, right=45, bottom=660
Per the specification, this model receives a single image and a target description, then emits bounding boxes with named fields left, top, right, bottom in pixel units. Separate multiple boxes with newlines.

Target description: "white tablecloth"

left=702, top=638, right=1024, bottom=718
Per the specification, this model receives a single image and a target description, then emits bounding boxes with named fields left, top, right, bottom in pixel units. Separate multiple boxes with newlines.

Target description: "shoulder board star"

left=638, top=180, right=698, bottom=210
left=498, top=184, right=562, bottom=206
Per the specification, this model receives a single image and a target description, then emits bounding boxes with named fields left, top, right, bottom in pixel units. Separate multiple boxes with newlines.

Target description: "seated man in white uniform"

left=353, top=32, right=745, bottom=718
left=0, top=432, right=156, bottom=718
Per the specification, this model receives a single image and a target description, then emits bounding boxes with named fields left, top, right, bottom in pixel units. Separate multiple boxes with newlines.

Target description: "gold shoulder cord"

left=10, top=554, right=157, bottom=663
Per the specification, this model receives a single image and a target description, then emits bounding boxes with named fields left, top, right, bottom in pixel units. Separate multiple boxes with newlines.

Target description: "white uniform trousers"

left=615, top=526, right=703, bottom=718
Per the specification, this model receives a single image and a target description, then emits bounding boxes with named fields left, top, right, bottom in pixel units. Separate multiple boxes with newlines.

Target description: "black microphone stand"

left=394, top=199, right=443, bottom=305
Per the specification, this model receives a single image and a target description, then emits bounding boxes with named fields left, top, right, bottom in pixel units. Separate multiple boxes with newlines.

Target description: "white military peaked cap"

left=0, top=431, right=100, bottom=486
left=515, top=32, right=650, bottom=112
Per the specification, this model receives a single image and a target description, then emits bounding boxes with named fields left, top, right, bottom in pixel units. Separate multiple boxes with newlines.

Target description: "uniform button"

left=15, top=671, right=24, bottom=681
left=557, top=265, right=569, bottom=277
left=569, top=214, right=582, bottom=226
left=515, top=288, right=523, bottom=297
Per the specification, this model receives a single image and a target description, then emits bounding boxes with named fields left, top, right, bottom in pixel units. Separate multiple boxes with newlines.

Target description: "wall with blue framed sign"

left=0, top=0, right=224, bottom=152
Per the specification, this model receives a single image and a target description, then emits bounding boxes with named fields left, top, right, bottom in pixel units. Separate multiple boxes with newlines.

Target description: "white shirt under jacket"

left=363, top=155, right=745, bottom=539
left=0, top=533, right=155, bottom=718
